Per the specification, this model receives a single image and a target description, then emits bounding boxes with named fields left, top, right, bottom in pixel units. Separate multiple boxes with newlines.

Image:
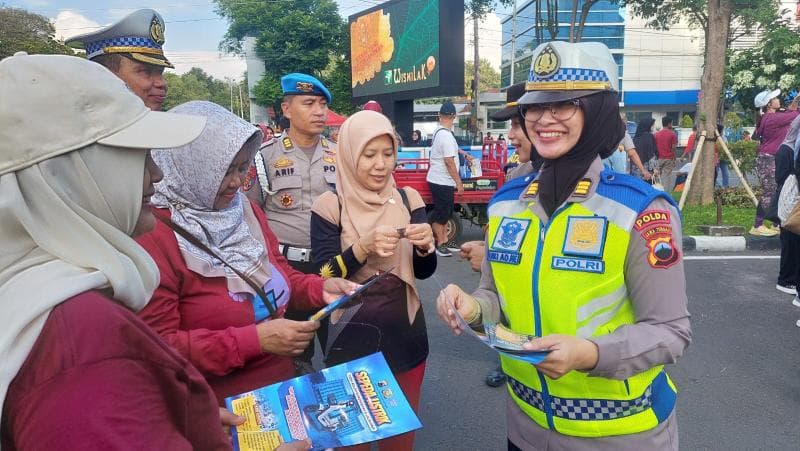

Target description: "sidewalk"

left=683, top=234, right=780, bottom=252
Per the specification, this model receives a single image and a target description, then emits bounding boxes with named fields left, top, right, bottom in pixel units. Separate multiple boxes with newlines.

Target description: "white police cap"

left=518, top=41, right=619, bottom=105
left=65, top=9, right=172, bottom=68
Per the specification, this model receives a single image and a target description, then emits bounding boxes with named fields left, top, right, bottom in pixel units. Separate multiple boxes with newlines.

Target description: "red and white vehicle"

left=393, top=139, right=511, bottom=244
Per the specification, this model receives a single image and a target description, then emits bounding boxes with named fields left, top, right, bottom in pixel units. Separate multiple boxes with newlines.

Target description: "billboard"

left=349, top=0, right=464, bottom=101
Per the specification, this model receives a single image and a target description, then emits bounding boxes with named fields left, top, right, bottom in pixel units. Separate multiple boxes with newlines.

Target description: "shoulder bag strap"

left=155, top=214, right=277, bottom=318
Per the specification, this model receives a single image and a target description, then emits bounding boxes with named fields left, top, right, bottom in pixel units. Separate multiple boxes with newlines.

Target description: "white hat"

left=518, top=41, right=619, bottom=105
left=0, top=53, right=206, bottom=175
left=754, top=89, right=781, bottom=108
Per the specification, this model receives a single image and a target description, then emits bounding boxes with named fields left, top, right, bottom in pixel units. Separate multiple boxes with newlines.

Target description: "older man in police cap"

left=66, top=9, right=171, bottom=111
left=244, top=73, right=336, bottom=374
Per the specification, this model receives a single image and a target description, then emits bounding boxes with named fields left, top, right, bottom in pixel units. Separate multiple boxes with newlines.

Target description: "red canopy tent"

left=326, top=110, right=347, bottom=126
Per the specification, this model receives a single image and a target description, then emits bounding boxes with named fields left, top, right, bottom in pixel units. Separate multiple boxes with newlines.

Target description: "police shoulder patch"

left=573, top=178, right=592, bottom=196
left=524, top=181, right=539, bottom=198
left=242, top=165, right=257, bottom=191
left=636, top=210, right=679, bottom=269
left=282, top=137, right=293, bottom=150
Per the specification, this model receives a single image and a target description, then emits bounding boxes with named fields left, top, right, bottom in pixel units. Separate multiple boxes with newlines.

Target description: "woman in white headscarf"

left=1, top=54, right=228, bottom=449
left=136, top=101, right=356, bottom=404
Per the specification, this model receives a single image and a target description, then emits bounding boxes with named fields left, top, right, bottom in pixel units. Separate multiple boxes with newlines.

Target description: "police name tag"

left=551, top=256, right=605, bottom=274
left=488, top=217, right=532, bottom=265
left=562, top=216, right=607, bottom=258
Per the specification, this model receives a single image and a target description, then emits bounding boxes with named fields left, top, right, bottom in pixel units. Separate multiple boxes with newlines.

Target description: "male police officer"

left=246, top=73, right=336, bottom=273
left=66, top=9, right=170, bottom=111
left=245, top=73, right=336, bottom=373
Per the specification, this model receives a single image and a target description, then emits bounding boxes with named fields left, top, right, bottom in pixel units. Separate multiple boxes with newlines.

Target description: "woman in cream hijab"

left=0, top=54, right=230, bottom=448
left=310, top=110, right=436, bottom=450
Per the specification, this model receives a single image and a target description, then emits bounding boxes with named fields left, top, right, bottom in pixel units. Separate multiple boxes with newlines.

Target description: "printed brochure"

left=225, top=353, right=421, bottom=451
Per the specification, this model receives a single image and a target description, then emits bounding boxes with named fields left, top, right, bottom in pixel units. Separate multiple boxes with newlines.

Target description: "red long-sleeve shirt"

left=136, top=202, right=325, bottom=402
left=2, top=291, right=230, bottom=450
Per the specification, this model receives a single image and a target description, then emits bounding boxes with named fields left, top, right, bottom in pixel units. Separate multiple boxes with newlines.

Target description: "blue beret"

left=281, top=73, right=332, bottom=103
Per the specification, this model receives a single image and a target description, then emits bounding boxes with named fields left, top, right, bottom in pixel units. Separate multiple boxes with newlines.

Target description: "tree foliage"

left=0, top=7, right=75, bottom=59
left=163, top=68, right=250, bottom=121
left=214, top=0, right=347, bottom=110
left=465, top=59, right=501, bottom=96
left=726, top=24, right=800, bottom=112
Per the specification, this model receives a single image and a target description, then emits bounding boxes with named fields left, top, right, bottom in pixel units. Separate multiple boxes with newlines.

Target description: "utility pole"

left=238, top=82, right=245, bottom=118
left=510, top=0, right=517, bottom=85
left=473, top=13, right=480, bottom=143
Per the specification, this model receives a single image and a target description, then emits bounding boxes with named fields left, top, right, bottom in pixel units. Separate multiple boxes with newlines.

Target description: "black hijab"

left=536, top=91, right=625, bottom=217
left=633, top=117, right=657, bottom=163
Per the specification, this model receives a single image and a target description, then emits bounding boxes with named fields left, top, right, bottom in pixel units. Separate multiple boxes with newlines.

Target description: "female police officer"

left=437, top=41, right=691, bottom=450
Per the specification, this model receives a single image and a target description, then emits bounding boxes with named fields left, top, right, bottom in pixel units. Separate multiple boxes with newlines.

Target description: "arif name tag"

left=551, top=256, right=604, bottom=274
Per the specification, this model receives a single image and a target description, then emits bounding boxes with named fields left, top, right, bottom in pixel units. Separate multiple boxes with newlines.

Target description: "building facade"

left=499, top=1, right=704, bottom=127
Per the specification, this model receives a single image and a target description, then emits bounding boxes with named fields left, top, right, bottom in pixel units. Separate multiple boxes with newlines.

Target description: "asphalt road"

left=411, top=221, right=800, bottom=450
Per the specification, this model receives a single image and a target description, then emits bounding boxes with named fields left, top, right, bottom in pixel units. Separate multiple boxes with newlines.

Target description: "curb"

left=683, top=235, right=780, bottom=252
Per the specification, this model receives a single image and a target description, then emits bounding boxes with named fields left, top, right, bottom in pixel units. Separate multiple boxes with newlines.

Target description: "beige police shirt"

left=244, top=135, right=336, bottom=248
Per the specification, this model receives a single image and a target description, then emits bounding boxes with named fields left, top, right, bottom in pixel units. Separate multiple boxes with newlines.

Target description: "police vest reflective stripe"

left=486, top=171, right=678, bottom=438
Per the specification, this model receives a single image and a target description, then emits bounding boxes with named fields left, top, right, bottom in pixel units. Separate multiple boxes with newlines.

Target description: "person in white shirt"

left=426, top=101, right=463, bottom=257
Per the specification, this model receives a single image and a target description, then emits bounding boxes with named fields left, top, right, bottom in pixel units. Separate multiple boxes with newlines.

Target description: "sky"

left=8, top=0, right=501, bottom=81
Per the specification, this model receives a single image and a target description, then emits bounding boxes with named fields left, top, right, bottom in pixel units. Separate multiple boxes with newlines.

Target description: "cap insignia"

left=296, top=81, right=314, bottom=93
left=533, top=43, right=559, bottom=79
left=150, top=16, right=165, bottom=46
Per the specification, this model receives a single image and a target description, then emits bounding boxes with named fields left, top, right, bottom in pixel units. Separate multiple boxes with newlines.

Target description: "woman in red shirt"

left=136, top=101, right=355, bottom=404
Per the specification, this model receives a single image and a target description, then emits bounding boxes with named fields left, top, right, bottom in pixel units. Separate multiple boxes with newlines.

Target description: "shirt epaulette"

left=282, top=136, right=293, bottom=150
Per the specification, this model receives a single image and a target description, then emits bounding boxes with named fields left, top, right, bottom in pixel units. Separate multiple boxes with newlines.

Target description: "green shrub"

left=719, top=139, right=758, bottom=175
left=715, top=186, right=763, bottom=208
left=679, top=114, right=694, bottom=128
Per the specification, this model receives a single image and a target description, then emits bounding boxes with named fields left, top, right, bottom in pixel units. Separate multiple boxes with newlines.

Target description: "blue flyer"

left=225, top=353, right=421, bottom=451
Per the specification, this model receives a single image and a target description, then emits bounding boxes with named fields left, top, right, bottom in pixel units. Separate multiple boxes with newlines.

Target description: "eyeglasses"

left=519, top=99, right=581, bottom=122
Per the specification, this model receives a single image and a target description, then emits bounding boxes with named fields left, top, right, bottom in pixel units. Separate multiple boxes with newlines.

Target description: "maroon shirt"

left=756, top=110, right=800, bottom=156
left=136, top=202, right=325, bottom=403
left=654, top=128, right=677, bottom=159
left=1, top=291, right=229, bottom=451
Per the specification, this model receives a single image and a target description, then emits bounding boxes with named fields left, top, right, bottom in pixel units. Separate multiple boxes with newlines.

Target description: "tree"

left=622, top=0, right=780, bottom=205
left=727, top=24, right=800, bottom=113
left=0, top=7, right=75, bottom=59
left=163, top=68, right=250, bottom=121
left=214, top=0, right=346, bottom=110
left=465, top=59, right=501, bottom=96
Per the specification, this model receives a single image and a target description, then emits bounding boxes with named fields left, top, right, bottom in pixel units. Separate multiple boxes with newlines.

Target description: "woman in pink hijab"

left=310, top=110, right=436, bottom=450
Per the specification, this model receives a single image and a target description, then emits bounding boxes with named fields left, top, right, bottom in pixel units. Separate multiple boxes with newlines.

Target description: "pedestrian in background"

left=632, top=117, right=658, bottom=182
left=438, top=41, right=690, bottom=450
left=311, top=110, right=436, bottom=450
left=654, top=116, right=678, bottom=191
left=426, top=100, right=463, bottom=257
left=410, top=129, right=425, bottom=146
left=769, top=115, right=800, bottom=296
left=751, top=89, right=800, bottom=237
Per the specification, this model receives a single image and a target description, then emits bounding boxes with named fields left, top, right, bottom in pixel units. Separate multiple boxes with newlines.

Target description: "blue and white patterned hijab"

left=151, top=101, right=269, bottom=294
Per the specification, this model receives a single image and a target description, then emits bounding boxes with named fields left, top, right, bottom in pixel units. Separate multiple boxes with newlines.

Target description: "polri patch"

left=488, top=217, right=532, bottom=265
left=551, top=256, right=605, bottom=274
left=280, top=193, right=294, bottom=208
left=563, top=216, right=607, bottom=258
